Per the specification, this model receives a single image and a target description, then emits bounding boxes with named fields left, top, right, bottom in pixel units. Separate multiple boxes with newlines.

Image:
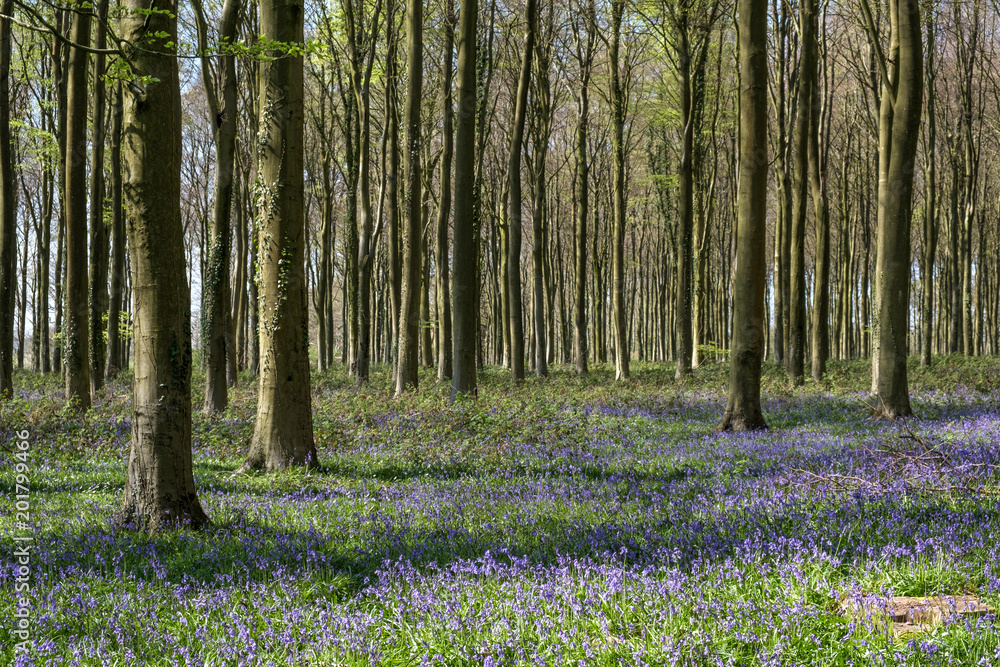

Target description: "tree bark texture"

left=719, top=0, right=768, bottom=432
left=450, top=0, right=478, bottom=400
left=118, top=0, right=208, bottom=530
left=241, top=0, right=318, bottom=469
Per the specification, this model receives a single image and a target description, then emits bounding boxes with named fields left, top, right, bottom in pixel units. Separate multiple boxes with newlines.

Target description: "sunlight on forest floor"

left=2, top=357, right=1000, bottom=665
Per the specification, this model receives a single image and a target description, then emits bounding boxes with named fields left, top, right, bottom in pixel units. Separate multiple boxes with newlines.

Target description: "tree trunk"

left=0, top=0, right=14, bottom=399
left=719, top=0, right=768, bottom=430
left=674, top=19, right=693, bottom=380
left=118, top=0, right=208, bottom=531
left=88, top=0, right=110, bottom=393
left=771, top=0, right=791, bottom=366
left=386, top=9, right=401, bottom=375
left=350, top=0, right=384, bottom=383
left=240, top=0, right=318, bottom=470
left=573, top=68, right=589, bottom=375
left=808, top=8, right=829, bottom=382
left=788, top=0, right=815, bottom=384
left=920, top=7, right=936, bottom=367
left=194, top=0, right=240, bottom=411
left=396, top=0, right=423, bottom=394
left=873, top=0, right=922, bottom=417
left=420, top=219, right=433, bottom=368
left=436, top=1, right=455, bottom=381
left=64, top=6, right=92, bottom=409
left=506, top=0, right=536, bottom=382
left=609, top=0, right=628, bottom=381
left=450, top=0, right=478, bottom=399
left=531, top=5, right=552, bottom=378
left=106, top=82, right=125, bottom=378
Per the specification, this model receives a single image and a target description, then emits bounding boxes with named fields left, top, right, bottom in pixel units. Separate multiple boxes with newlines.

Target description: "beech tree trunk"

left=674, top=19, right=693, bottom=380
left=872, top=0, right=922, bottom=418
left=571, top=2, right=594, bottom=376
left=531, top=3, right=553, bottom=378
left=609, top=0, right=628, bottom=381
left=450, top=0, right=478, bottom=400
left=118, top=0, right=208, bottom=531
left=437, top=1, right=455, bottom=381
left=0, top=0, right=13, bottom=399
left=506, top=0, right=536, bottom=382
left=64, top=6, right=91, bottom=409
left=106, top=82, right=125, bottom=379
left=808, top=3, right=829, bottom=382
left=350, top=0, right=384, bottom=383
left=719, top=0, right=768, bottom=431
left=396, top=0, right=423, bottom=394
left=241, top=0, right=318, bottom=469
left=788, top=0, right=816, bottom=384
left=386, top=4, right=401, bottom=374
left=920, top=9, right=937, bottom=368
left=194, top=0, right=240, bottom=412
left=88, top=0, right=109, bottom=393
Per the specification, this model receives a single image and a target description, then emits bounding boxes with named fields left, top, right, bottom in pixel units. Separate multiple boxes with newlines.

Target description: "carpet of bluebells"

left=2, top=357, right=1000, bottom=666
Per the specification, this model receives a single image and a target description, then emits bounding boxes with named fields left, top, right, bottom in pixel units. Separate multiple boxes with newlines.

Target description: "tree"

left=240, top=0, right=318, bottom=469
left=651, top=0, right=725, bottom=380
left=0, top=0, right=14, bottom=399
left=347, top=0, right=384, bottom=383
left=808, top=1, right=831, bottom=382
left=395, top=0, right=423, bottom=394
left=719, top=0, right=767, bottom=431
left=64, top=2, right=91, bottom=408
left=193, top=0, right=241, bottom=412
left=608, top=0, right=628, bottom=380
left=787, top=0, right=817, bottom=385
left=450, top=0, right=478, bottom=399
left=920, top=4, right=937, bottom=367
left=865, top=0, right=923, bottom=417
left=506, top=0, right=536, bottom=383
left=570, top=0, right=595, bottom=376
left=88, top=0, right=109, bottom=393
left=529, top=0, right=554, bottom=378
left=105, top=81, right=125, bottom=379
left=118, top=0, right=208, bottom=530
left=436, top=0, right=455, bottom=381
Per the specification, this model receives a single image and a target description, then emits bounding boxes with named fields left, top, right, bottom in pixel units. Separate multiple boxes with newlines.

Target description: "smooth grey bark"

left=450, top=0, right=478, bottom=400
left=118, top=0, right=208, bottom=531
left=920, top=7, right=936, bottom=367
left=396, top=0, right=423, bottom=394
left=89, top=0, right=109, bottom=393
left=873, top=0, right=922, bottom=417
left=609, top=0, right=628, bottom=380
left=386, top=3, right=401, bottom=376
left=64, top=5, right=91, bottom=409
left=570, top=0, right=594, bottom=376
left=240, top=0, right=318, bottom=470
left=808, top=2, right=830, bottom=382
left=436, top=0, right=455, bottom=382
left=719, top=0, right=768, bottom=431
left=771, top=0, right=790, bottom=365
left=349, top=0, right=384, bottom=383
left=193, top=0, right=240, bottom=411
left=863, top=0, right=922, bottom=416
left=788, top=0, right=816, bottom=385
left=106, top=82, right=125, bottom=378
left=531, top=0, right=553, bottom=378
left=506, top=0, right=536, bottom=382
left=0, top=0, right=14, bottom=399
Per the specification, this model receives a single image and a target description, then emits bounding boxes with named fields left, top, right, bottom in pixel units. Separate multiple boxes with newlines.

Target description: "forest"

left=2, top=0, right=1000, bottom=664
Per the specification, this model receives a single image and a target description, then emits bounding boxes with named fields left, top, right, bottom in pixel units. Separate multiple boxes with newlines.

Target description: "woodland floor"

left=2, top=356, right=1000, bottom=666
